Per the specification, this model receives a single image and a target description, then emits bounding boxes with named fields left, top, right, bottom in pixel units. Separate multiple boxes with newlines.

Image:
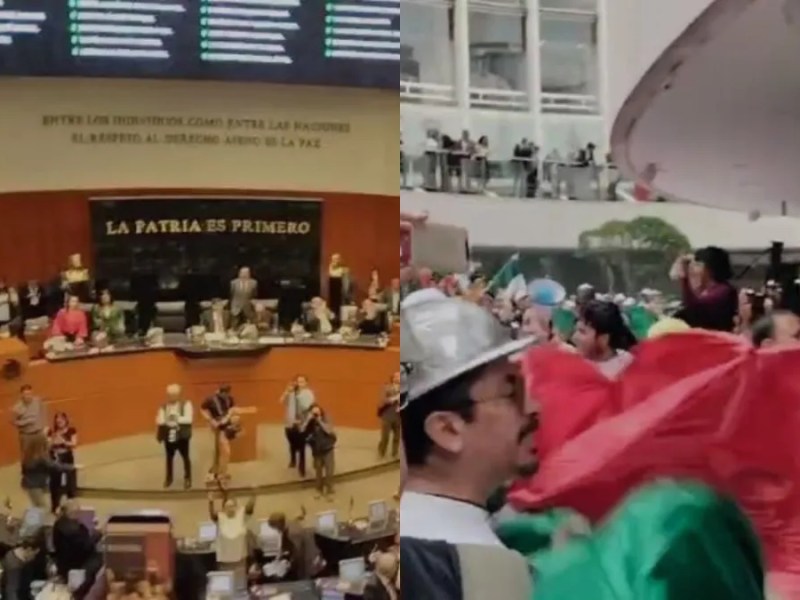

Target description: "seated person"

left=53, top=500, right=102, bottom=588
left=2, top=536, right=42, bottom=600
left=305, top=297, right=336, bottom=335
left=51, top=294, right=88, bottom=344
left=201, top=298, right=231, bottom=335
left=251, top=512, right=300, bottom=583
left=90, top=290, right=125, bottom=341
left=363, top=552, right=399, bottom=600
left=252, top=302, right=274, bottom=334
left=358, top=299, right=384, bottom=335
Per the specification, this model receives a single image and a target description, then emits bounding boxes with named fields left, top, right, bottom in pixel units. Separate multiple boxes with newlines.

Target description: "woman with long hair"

left=21, top=434, right=77, bottom=510
left=90, top=289, right=125, bottom=341
left=48, top=412, right=78, bottom=512
left=672, top=246, right=738, bottom=331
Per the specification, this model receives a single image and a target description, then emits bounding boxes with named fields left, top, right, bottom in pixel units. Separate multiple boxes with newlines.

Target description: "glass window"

left=400, top=1, right=455, bottom=88
left=540, top=9, right=599, bottom=100
left=539, top=0, right=597, bottom=10
left=468, top=3, right=527, bottom=97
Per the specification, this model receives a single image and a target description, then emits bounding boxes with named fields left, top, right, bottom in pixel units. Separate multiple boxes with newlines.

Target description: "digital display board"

left=0, top=0, right=399, bottom=88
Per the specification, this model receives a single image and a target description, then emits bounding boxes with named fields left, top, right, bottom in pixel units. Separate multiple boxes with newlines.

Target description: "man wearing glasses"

left=399, top=295, right=538, bottom=599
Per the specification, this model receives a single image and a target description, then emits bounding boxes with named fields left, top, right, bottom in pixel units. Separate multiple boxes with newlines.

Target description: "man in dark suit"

left=201, top=298, right=231, bottom=334
left=230, top=267, right=258, bottom=327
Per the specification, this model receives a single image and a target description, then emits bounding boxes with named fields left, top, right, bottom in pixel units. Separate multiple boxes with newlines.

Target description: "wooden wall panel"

left=0, top=190, right=399, bottom=295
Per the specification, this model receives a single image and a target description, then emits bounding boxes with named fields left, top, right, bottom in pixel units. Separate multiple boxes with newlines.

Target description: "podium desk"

left=230, top=409, right=259, bottom=464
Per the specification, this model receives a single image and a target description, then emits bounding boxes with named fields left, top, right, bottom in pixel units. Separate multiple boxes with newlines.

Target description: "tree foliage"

left=578, top=217, right=691, bottom=255
left=578, top=217, right=691, bottom=293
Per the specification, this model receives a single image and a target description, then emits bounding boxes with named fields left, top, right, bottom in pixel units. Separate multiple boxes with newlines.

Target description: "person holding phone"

left=281, top=376, right=314, bottom=478
left=303, top=405, right=337, bottom=499
left=48, top=412, right=78, bottom=513
left=201, top=385, right=239, bottom=483
left=378, top=372, right=401, bottom=459
left=156, top=384, right=193, bottom=490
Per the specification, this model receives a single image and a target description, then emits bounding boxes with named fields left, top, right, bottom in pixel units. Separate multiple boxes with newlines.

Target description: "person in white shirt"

left=281, top=375, right=315, bottom=477
left=155, top=384, right=194, bottom=489
left=399, top=297, right=537, bottom=546
left=209, top=491, right=256, bottom=593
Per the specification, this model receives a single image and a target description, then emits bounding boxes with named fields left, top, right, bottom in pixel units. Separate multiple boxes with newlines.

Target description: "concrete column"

left=525, top=0, right=544, bottom=145
left=454, top=0, right=471, bottom=130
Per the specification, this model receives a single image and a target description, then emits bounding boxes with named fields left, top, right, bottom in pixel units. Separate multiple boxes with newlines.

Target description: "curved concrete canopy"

left=611, top=0, right=800, bottom=215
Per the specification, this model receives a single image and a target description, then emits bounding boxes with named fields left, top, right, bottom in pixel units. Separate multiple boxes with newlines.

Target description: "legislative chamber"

left=0, top=3, right=399, bottom=595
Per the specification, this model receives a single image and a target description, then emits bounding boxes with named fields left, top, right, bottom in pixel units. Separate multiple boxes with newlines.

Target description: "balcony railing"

left=469, top=87, right=529, bottom=110
left=541, top=92, right=599, bottom=114
left=400, top=80, right=457, bottom=104
left=400, top=81, right=598, bottom=115
left=400, top=151, right=624, bottom=201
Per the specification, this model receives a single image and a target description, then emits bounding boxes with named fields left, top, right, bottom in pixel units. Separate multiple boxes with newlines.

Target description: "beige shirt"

left=216, top=507, right=248, bottom=563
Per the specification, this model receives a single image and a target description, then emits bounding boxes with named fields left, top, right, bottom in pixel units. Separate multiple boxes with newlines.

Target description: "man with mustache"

left=399, top=295, right=536, bottom=599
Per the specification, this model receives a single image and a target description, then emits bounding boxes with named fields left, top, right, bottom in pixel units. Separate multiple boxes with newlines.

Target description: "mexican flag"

left=488, top=253, right=527, bottom=299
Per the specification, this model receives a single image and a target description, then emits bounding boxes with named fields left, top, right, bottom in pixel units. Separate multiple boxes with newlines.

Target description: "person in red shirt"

left=51, top=294, right=88, bottom=344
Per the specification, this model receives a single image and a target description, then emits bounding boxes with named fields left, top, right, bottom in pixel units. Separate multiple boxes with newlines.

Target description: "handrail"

left=541, top=92, right=599, bottom=114
left=469, top=87, right=529, bottom=110
left=400, top=152, right=617, bottom=202
left=400, top=80, right=457, bottom=104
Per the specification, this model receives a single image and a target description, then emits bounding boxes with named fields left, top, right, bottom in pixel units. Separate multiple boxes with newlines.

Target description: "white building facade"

left=401, top=0, right=612, bottom=161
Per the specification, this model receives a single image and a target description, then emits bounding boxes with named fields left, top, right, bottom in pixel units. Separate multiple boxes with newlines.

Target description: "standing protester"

left=399, top=296, right=537, bottom=600
left=280, top=375, right=314, bottom=477
left=156, top=384, right=194, bottom=489
left=377, top=372, right=401, bottom=460
left=11, top=385, right=47, bottom=459
left=672, top=246, right=738, bottom=332
left=573, top=300, right=637, bottom=378
left=48, top=412, right=78, bottom=513
left=209, top=490, right=256, bottom=593
left=21, top=435, right=78, bottom=509
left=201, top=385, right=237, bottom=482
left=303, top=405, right=337, bottom=499
left=751, top=310, right=800, bottom=347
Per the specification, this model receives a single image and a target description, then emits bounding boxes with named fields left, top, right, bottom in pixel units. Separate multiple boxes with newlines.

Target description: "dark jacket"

left=21, top=458, right=71, bottom=490
left=1, top=551, right=30, bottom=600
left=305, top=419, right=336, bottom=457
left=53, top=516, right=98, bottom=578
left=363, top=574, right=397, bottom=600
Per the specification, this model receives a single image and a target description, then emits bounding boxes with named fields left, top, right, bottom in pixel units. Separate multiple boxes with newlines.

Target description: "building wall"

left=0, top=190, right=398, bottom=295
left=0, top=78, right=398, bottom=196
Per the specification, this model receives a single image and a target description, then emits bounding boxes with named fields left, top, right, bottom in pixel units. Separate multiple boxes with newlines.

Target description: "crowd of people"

left=0, top=491, right=400, bottom=600
left=400, top=129, right=610, bottom=200
left=398, top=242, right=800, bottom=599
left=1, top=371, right=403, bottom=599
left=0, top=253, right=402, bottom=351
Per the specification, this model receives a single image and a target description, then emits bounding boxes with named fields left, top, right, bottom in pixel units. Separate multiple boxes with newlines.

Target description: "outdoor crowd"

left=399, top=244, right=800, bottom=600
